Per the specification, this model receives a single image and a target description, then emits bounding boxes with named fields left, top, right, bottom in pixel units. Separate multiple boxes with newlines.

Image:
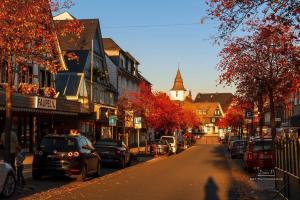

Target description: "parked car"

left=32, top=134, right=101, bottom=181
left=0, top=161, right=16, bottom=198
left=230, top=140, right=247, bottom=159
left=227, top=135, right=240, bottom=151
left=160, top=136, right=178, bottom=154
left=243, top=138, right=273, bottom=171
left=150, top=139, right=171, bottom=156
left=94, top=139, right=131, bottom=168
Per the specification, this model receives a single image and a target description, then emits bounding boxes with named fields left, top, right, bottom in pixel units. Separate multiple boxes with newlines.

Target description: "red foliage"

left=207, top=0, right=300, bottom=38
left=218, top=21, right=300, bottom=139
left=118, top=82, right=199, bottom=131
left=217, top=104, right=244, bottom=129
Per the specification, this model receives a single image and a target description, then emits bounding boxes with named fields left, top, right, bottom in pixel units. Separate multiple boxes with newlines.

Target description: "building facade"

left=54, top=14, right=118, bottom=141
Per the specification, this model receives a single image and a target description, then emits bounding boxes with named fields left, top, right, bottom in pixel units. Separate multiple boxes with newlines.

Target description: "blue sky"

left=68, top=0, right=234, bottom=96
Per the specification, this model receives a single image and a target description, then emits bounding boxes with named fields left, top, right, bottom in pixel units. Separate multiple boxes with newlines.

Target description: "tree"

left=217, top=104, right=244, bottom=133
left=0, top=0, right=82, bottom=163
left=218, top=21, right=300, bottom=141
left=207, top=0, right=300, bottom=39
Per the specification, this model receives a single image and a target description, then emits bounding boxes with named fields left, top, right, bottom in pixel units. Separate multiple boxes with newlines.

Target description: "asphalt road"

left=19, top=144, right=239, bottom=200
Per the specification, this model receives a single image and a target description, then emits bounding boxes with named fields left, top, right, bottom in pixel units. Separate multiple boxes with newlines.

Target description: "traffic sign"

left=245, top=110, right=253, bottom=119
left=134, top=117, right=142, bottom=129
left=109, top=115, right=117, bottom=126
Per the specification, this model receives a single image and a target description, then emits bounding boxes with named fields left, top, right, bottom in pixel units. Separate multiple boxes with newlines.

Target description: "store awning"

left=0, top=106, right=78, bottom=116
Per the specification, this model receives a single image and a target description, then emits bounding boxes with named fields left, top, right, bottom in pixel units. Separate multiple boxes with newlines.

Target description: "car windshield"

left=233, top=141, right=246, bottom=146
left=161, top=137, right=174, bottom=144
left=253, top=141, right=272, bottom=152
left=158, top=140, right=167, bottom=145
left=40, top=137, right=78, bottom=152
left=95, top=140, right=120, bottom=147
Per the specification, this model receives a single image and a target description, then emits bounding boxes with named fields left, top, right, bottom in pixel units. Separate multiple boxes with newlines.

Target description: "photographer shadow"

left=204, top=177, right=220, bottom=200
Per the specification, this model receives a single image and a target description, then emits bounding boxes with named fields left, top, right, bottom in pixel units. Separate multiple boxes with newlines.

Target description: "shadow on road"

left=9, top=155, right=154, bottom=200
left=204, top=177, right=220, bottom=200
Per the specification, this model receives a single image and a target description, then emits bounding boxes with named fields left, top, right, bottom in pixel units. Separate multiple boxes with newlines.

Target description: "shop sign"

left=245, top=110, right=253, bottom=119
left=35, top=96, right=56, bottom=110
left=125, top=110, right=133, bottom=128
left=134, top=117, right=142, bottom=129
left=275, top=118, right=281, bottom=122
left=109, top=115, right=117, bottom=126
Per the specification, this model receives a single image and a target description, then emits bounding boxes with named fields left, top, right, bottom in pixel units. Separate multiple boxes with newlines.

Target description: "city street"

left=12, top=144, right=277, bottom=200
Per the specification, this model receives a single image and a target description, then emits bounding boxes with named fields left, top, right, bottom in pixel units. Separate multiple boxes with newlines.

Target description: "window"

left=198, top=109, right=208, bottom=116
left=214, top=109, right=221, bottom=116
left=40, top=69, right=52, bottom=87
left=20, top=65, right=33, bottom=84
left=0, top=62, right=7, bottom=83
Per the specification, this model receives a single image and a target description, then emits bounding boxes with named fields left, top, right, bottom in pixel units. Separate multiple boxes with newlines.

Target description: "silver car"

left=0, top=161, right=16, bottom=198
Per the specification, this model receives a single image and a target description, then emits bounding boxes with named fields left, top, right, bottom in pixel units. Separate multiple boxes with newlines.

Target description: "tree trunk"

left=258, top=95, right=264, bottom=137
left=4, top=55, right=12, bottom=163
left=268, top=89, right=276, bottom=141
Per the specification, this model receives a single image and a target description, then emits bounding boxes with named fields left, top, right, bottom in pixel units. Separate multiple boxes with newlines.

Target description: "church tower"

left=170, top=68, right=187, bottom=101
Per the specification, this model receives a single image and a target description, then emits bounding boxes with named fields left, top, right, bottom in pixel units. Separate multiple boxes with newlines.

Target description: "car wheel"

left=78, top=165, right=87, bottom=181
left=120, top=157, right=126, bottom=169
left=32, top=170, right=42, bottom=180
left=1, top=172, right=16, bottom=198
left=95, top=162, right=101, bottom=177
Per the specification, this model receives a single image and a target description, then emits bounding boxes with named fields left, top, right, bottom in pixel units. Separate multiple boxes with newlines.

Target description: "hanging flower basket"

left=40, top=87, right=56, bottom=98
left=18, top=83, right=38, bottom=95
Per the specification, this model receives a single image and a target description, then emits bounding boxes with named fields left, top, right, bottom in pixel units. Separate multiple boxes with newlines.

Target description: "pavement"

left=8, top=144, right=280, bottom=200
left=14, top=145, right=262, bottom=200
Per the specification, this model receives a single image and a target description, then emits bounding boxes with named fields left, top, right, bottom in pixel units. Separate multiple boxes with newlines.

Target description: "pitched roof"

left=55, top=19, right=99, bottom=51
left=183, top=102, right=223, bottom=117
left=194, top=93, right=233, bottom=112
left=103, top=38, right=140, bottom=64
left=171, top=68, right=186, bottom=91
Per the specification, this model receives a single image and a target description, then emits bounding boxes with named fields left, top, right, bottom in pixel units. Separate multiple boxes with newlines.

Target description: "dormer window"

left=214, top=109, right=221, bottom=116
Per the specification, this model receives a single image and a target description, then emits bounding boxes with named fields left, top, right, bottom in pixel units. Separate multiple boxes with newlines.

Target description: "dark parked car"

left=94, top=139, right=131, bottom=168
left=32, top=134, right=101, bottom=181
left=227, top=135, right=240, bottom=151
left=243, top=138, right=273, bottom=171
left=150, top=139, right=171, bottom=156
left=230, top=140, right=247, bottom=158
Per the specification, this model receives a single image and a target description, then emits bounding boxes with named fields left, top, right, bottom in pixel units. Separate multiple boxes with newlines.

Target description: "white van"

left=160, top=136, right=177, bottom=154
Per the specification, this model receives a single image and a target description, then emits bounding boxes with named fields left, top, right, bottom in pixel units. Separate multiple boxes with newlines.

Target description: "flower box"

left=18, top=83, right=38, bottom=95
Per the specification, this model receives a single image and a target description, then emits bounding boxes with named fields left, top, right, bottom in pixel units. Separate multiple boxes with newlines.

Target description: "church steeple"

left=171, top=68, right=186, bottom=91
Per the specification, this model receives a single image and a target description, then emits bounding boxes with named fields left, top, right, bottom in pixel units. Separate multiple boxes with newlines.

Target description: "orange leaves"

left=0, top=0, right=79, bottom=73
left=119, top=83, right=199, bottom=131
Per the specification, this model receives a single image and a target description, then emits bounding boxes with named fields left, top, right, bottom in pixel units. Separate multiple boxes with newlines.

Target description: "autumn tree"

left=0, top=0, right=81, bottom=163
left=218, top=21, right=300, bottom=141
left=207, top=0, right=300, bottom=39
left=217, top=104, right=245, bottom=135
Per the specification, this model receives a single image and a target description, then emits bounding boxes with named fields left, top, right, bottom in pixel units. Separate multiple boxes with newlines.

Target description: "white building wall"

left=170, top=90, right=186, bottom=101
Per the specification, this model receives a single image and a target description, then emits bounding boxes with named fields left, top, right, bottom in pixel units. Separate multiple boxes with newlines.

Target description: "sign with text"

left=109, top=115, right=117, bottom=126
left=245, top=110, right=253, bottom=119
left=35, top=96, right=56, bottom=110
left=125, top=111, right=134, bottom=128
left=134, top=117, right=142, bottom=129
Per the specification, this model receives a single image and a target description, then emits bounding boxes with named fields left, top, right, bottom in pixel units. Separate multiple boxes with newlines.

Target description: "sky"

left=68, top=0, right=234, bottom=97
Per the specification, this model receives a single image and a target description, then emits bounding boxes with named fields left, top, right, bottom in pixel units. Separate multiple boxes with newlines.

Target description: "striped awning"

left=0, top=106, right=78, bottom=116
